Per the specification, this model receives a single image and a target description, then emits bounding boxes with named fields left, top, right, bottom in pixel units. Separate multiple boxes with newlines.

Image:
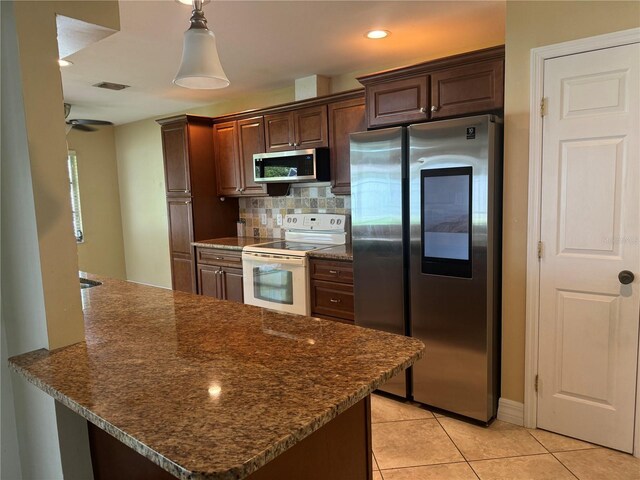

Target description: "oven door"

left=242, top=252, right=310, bottom=315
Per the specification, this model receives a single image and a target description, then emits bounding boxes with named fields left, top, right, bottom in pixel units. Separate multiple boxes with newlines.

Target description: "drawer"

left=310, top=259, right=353, bottom=284
left=311, top=280, right=354, bottom=322
left=196, top=247, right=242, bottom=267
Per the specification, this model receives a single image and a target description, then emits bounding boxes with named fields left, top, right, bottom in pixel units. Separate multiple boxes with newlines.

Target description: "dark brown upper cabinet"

left=264, top=105, right=328, bottom=152
left=328, top=97, right=366, bottom=195
left=366, top=76, right=430, bottom=128
left=213, top=116, right=267, bottom=197
left=161, top=122, right=191, bottom=195
left=430, top=58, right=504, bottom=119
left=157, top=115, right=238, bottom=293
left=358, top=46, right=504, bottom=128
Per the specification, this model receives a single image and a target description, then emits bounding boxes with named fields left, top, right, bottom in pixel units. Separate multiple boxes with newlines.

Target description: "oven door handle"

left=242, top=252, right=306, bottom=266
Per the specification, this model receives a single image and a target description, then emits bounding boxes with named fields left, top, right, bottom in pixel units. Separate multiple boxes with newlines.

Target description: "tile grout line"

left=378, top=460, right=473, bottom=472
left=526, top=428, right=553, bottom=454
left=371, top=415, right=439, bottom=426
left=467, top=451, right=563, bottom=463
left=434, top=415, right=470, bottom=462
left=550, top=451, right=582, bottom=480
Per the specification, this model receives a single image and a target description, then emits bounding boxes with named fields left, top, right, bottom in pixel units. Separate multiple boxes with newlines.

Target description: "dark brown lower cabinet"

left=195, top=247, right=243, bottom=303
left=310, top=258, right=354, bottom=324
left=88, top=396, right=372, bottom=480
left=171, top=254, right=196, bottom=293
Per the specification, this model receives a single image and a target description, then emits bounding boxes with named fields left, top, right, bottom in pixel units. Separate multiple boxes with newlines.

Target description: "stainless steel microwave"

left=253, top=148, right=330, bottom=183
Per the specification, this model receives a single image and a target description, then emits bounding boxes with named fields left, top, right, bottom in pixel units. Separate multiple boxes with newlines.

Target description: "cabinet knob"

left=419, top=107, right=426, bottom=114
left=328, top=270, right=338, bottom=274
left=430, top=105, right=438, bottom=113
left=330, top=298, right=341, bottom=303
left=240, top=187, right=245, bottom=192
left=214, top=257, right=224, bottom=260
left=184, top=190, right=189, bottom=193
left=288, top=142, right=293, bottom=147
left=184, top=200, right=191, bottom=204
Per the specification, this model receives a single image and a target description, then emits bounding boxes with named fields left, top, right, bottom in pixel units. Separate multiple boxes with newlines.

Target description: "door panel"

left=213, top=121, right=241, bottom=196
left=167, top=198, right=193, bottom=255
left=198, top=265, right=221, bottom=299
left=367, top=76, right=429, bottom=127
left=222, top=267, right=244, bottom=303
left=538, top=43, right=639, bottom=453
left=162, top=124, right=190, bottom=194
left=172, top=255, right=196, bottom=293
left=294, top=106, right=328, bottom=149
left=328, top=98, right=366, bottom=194
left=237, top=117, right=267, bottom=196
left=264, top=112, right=294, bottom=152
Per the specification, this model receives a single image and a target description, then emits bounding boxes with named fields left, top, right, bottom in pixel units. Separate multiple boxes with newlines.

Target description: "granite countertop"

left=192, top=237, right=272, bottom=250
left=193, top=237, right=353, bottom=261
left=308, top=244, right=353, bottom=261
left=9, top=275, right=423, bottom=480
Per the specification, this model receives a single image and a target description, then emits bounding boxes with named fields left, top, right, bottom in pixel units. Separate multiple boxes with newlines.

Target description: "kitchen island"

left=9, top=275, right=423, bottom=480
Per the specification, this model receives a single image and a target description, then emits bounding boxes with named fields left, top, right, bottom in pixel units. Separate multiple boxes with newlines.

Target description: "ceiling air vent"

left=92, top=81, right=130, bottom=91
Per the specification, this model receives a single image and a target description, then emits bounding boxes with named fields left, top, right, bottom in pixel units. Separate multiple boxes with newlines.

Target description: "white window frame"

left=67, top=150, right=84, bottom=243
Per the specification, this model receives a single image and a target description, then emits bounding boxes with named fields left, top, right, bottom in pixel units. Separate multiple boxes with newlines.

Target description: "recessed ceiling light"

left=58, top=59, right=73, bottom=67
left=366, top=30, right=390, bottom=40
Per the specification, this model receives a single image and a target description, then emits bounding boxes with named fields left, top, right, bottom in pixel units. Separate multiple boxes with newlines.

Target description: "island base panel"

left=88, top=396, right=372, bottom=480
left=88, top=423, right=175, bottom=480
left=247, top=395, right=372, bottom=480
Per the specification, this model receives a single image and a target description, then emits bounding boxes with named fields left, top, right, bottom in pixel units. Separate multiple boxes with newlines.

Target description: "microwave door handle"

left=242, top=252, right=306, bottom=266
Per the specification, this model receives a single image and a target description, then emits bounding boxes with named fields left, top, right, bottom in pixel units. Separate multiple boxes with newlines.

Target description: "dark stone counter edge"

left=191, top=241, right=353, bottom=261
left=9, top=347, right=422, bottom=480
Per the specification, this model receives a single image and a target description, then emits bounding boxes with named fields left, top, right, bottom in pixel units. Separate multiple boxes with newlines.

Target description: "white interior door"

left=537, top=43, right=640, bottom=453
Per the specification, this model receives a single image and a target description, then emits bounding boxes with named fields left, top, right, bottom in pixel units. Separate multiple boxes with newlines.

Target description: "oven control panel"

left=284, top=214, right=349, bottom=231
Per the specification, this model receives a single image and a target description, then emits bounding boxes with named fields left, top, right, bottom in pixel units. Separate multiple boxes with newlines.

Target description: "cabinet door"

left=310, top=280, right=354, bottom=323
left=161, top=123, right=191, bottom=194
left=213, top=121, right=241, bottom=196
left=237, top=117, right=267, bottom=196
left=172, top=254, right=196, bottom=293
left=221, top=267, right=244, bottom=303
left=294, top=105, right=328, bottom=149
left=198, top=264, right=222, bottom=298
left=167, top=198, right=193, bottom=255
left=430, top=59, right=504, bottom=118
left=366, top=76, right=429, bottom=128
left=328, top=98, right=366, bottom=195
left=264, top=112, right=294, bottom=152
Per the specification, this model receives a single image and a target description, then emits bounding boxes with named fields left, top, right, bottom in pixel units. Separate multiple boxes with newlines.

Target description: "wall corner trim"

left=497, top=398, right=524, bottom=426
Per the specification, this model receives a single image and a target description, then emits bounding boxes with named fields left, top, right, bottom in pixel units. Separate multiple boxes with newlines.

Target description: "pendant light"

left=173, top=0, right=229, bottom=89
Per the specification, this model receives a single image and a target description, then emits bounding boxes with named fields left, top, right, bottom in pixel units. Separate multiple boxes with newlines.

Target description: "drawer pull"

left=214, top=257, right=225, bottom=260
left=328, top=270, right=338, bottom=274
left=330, top=298, right=341, bottom=303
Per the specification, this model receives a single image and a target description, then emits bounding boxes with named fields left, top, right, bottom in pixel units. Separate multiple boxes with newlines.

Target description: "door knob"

left=619, top=270, right=635, bottom=285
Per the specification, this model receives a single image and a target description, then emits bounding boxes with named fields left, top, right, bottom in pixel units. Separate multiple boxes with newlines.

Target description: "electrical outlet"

left=276, top=214, right=283, bottom=226
left=260, top=213, right=267, bottom=225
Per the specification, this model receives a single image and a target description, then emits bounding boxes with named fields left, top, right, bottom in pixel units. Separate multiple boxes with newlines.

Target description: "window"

left=67, top=150, right=84, bottom=243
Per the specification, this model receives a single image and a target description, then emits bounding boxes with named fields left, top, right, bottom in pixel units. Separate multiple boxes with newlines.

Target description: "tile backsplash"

left=238, top=185, right=350, bottom=238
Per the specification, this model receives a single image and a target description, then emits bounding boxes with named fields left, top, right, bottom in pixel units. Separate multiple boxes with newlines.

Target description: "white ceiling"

left=60, top=0, right=505, bottom=125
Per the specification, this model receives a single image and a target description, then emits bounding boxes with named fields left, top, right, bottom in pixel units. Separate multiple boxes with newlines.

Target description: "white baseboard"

left=497, top=398, right=524, bottom=426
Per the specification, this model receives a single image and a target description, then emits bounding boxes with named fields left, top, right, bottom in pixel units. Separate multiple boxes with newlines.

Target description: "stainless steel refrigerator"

left=350, top=115, right=502, bottom=422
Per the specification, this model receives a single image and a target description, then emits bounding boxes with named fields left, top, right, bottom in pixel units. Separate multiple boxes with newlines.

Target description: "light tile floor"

left=371, top=394, right=640, bottom=480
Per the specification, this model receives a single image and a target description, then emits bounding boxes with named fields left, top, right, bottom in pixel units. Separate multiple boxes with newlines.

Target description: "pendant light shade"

left=173, top=0, right=229, bottom=89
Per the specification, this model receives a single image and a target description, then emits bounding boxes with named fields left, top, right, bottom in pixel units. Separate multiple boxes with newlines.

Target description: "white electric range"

left=242, top=213, right=349, bottom=315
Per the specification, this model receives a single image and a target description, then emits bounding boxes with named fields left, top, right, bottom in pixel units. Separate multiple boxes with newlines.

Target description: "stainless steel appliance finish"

left=350, top=127, right=407, bottom=397
left=350, top=115, right=501, bottom=421
left=252, top=148, right=330, bottom=183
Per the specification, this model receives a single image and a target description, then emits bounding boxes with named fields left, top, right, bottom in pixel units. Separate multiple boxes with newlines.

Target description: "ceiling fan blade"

left=69, top=119, right=113, bottom=126
left=72, top=124, right=97, bottom=132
